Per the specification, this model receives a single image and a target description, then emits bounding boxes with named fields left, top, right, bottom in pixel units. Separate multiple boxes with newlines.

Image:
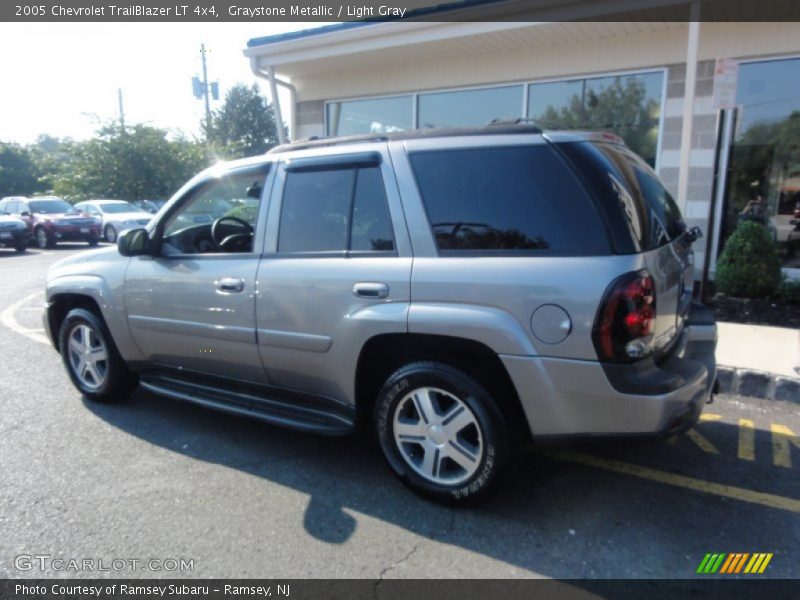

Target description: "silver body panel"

left=44, top=132, right=716, bottom=438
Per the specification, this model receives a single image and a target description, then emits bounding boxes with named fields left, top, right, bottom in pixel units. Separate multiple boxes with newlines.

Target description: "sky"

left=0, top=22, right=325, bottom=145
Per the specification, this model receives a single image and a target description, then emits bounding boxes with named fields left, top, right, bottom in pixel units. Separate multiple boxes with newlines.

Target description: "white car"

left=74, top=200, right=153, bottom=243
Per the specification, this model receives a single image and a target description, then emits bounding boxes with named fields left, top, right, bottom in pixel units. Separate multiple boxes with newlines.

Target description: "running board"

left=138, top=373, right=355, bottom=436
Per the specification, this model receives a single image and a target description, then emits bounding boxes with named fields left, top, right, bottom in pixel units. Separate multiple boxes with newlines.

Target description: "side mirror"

left=117, top=228, right=151, bottom=257
left=20, top=211, right=30, bottom=217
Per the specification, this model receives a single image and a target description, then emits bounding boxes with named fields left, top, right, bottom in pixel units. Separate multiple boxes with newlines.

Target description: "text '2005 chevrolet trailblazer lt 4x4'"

left=44, top=125, right=717, bottom=503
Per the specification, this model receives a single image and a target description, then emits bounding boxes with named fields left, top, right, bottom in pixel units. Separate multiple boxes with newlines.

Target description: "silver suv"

left=44, top=125, right=717, bottom=503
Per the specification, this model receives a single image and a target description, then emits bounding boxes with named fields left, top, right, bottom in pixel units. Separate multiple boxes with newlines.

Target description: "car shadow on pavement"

left=84, top=388, right=799, bottom=578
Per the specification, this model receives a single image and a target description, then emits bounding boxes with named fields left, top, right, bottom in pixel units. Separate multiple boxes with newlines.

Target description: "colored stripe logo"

left=696, top=553, right=773, bottom=574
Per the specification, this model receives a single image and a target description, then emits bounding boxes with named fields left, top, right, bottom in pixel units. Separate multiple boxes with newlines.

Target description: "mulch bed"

left=712, top=295, right=800, bottom=328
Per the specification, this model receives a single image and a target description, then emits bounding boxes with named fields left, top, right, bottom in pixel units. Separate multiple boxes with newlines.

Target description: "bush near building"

left=715, top=221, right=782, bottom=299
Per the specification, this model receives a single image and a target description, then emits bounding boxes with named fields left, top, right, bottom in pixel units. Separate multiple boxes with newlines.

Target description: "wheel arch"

left=354, top=332, right=532, bottom=443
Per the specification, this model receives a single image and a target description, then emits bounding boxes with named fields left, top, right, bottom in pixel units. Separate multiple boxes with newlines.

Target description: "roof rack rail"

left=267, top=122, right=546, bottom=154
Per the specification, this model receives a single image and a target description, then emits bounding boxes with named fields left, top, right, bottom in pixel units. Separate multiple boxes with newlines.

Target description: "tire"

left=104, top=225, right=117, bottom=243
left=14, top=242, right=27, bottom=253
left=35, top=227, right=54, bottom=249
left=375, top=361, right=510, bottom=504
left=87, top=236, right=99, bottom=247
left=58, top=308, right=137, bottom=403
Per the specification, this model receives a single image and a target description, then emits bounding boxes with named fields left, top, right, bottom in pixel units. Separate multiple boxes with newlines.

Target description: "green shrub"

left=715, top=221, right=782, bottom=298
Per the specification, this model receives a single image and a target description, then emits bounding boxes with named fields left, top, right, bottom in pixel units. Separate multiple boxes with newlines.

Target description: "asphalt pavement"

left=0, top=245, right=798, bottom=580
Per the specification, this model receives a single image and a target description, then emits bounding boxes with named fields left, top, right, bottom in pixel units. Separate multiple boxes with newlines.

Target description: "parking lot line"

left=533, top=448, right=800, bottom=513
left=739, top=418, right=755, bottom=461
left=771, top=424, right=800, bottom=469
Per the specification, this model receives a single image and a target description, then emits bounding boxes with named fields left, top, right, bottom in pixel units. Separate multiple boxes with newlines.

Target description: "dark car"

left=0, top=196, right=100, bottom=249
left=0, top=210, right=29, bottom=253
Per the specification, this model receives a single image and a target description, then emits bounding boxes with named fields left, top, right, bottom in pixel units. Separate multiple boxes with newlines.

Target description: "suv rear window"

left=409, top=145, right=610, bottom=255
left=563, top=142, right=685, bottom=252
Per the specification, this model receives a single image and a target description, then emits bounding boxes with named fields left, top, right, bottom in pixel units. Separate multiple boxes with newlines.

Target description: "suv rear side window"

left=409, top=145, right=610, bottom=255
left=278, top=166, right=395, bottom=254
left=570, top=142, right=686, bottom=251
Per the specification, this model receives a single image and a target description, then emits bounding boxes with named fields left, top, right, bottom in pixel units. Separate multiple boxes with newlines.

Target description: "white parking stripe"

left=0, top=291, right=50, bottom=345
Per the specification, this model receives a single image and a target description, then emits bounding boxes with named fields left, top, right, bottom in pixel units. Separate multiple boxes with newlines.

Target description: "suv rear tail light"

left=592, top=270, right=656, bottom=363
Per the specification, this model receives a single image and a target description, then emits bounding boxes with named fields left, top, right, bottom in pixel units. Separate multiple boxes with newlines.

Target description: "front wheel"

left=58, top=308, right=137, bottom=402
left=375, top=362, right=510, bottom=504
left=104, top=225, right=117, bottom=243
left=35, top=227, right=54, bottom=249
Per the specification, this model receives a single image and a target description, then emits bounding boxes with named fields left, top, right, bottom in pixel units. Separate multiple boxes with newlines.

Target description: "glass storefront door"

left=722, top=57, right=800, bottom=270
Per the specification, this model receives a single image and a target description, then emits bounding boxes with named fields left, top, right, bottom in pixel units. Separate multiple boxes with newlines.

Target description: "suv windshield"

left=97, top=202, right=139, bottom=214
left=29, top=199, right=74, bottom=214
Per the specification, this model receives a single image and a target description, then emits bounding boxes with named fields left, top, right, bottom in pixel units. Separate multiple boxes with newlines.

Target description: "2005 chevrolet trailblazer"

left=44, top=125, right=717, bottom=503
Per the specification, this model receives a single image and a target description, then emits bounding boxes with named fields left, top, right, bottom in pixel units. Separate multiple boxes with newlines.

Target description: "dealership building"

left=243, top=2, right=800, bottom=278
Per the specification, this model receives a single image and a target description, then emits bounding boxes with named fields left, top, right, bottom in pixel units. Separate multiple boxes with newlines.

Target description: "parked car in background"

left=132, top=199, right=167, bottom=214
left=0, top=209, right=29, bottom=253
left=0, top=196, right=100, bottom=249
left=74, top=200, right=153, bottom=243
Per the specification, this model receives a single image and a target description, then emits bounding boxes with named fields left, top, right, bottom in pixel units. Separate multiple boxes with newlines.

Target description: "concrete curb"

left=717, top=365, right=800, bottom=402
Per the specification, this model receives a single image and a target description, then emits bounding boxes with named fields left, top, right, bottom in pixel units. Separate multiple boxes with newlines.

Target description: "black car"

left=0, top=211, right=29, bottom=253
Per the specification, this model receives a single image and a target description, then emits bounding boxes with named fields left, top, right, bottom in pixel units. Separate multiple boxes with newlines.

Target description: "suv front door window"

left=123, top=165, right=271, bottom=383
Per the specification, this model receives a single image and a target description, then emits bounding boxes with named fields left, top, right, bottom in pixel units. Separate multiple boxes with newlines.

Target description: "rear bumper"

left=0, top=229, right=28, bottom=247
left=502, top=303, right=717, bottom=438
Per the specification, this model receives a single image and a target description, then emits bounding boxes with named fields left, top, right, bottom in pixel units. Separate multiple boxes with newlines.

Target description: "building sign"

left=713, top=58, right=739, bottom=109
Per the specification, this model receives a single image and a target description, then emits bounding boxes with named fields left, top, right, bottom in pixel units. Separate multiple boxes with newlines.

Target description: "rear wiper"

left=685, top=226, right=703, bottom=244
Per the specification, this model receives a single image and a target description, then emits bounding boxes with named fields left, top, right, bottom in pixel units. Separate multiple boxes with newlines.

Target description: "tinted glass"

left=279, top=169, right=354, bottom=253
left=351, top=168, right=395, bottom=251
left=528, top=72, right=663, bottom=167
left=576, top=142, right=685, bottom=251
left=97, top=202, right=140, bottom=213
left=326, top=96, right=413, bottom=136
left=162, top=169, right=267, bottom=252
left=723, top=57, right=800, bottom=268
left=29, top=199, right=73, bottom=213
left=418, top=86, right=523, bottom=129
left=409, top=145, right=609, bottom=255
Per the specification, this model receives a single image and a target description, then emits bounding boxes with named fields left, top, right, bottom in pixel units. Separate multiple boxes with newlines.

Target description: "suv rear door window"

left=278, top=166, right=395, bottom=254
left=408, top=145, right=610, bottom=255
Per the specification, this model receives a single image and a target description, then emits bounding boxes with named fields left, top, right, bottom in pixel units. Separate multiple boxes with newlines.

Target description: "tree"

left=0, top=142, right=47, bottom=197
left=208, top=83, right=283, bottom=158
left=537, top=77, right=660, bottom=165
left=52, top=123, right=210, bottom=202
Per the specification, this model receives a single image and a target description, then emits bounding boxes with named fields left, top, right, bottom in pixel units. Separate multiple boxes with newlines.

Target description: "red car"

left=0, top=196, right=100, bottom=249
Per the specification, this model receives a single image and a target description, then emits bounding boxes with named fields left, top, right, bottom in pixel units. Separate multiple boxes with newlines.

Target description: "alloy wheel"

left=36, top=228, right=48, bottom=249
left=392, top=386, right=484, bottom=486
left=67, top=323, right=109, bottom=390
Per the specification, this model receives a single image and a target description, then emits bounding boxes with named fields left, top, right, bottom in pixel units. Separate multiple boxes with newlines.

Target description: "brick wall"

left=657, top=60, right=719, bottom=277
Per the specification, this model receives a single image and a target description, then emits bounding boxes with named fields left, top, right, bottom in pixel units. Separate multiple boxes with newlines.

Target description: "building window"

left=723, top=57, right=800, bottom=269
left=326, top=96, right=413, bottom=136
left=527, top=71, right=664, bottom=167
left=417, top=86, right=524, bottom=129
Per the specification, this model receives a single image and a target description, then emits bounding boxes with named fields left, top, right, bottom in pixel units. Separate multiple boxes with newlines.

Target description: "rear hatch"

left=555, top=139, right=695, bottom=357
left=591, top=142, right=693, bottom=354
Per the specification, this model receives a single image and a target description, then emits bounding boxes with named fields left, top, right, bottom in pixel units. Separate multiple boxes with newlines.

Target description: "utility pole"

left=117, top=88, right=125, bottom=132
left=200, top=43, right=211, bottom=137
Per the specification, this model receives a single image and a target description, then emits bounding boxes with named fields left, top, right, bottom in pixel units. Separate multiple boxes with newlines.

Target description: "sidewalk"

left=715, top=321, right=800, bottom=401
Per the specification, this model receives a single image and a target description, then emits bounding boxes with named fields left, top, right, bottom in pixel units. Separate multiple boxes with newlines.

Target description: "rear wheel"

left=375, top=362, right=510, bottom=504
left=59, top=308, right=137, bottom=402
left=14, top=241, right=27, bottom=253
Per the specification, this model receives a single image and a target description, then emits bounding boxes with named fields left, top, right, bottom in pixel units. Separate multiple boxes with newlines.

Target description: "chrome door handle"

left=353, top=282, right=389, bottom=299
left=218, top=277, right=245, bottom=293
